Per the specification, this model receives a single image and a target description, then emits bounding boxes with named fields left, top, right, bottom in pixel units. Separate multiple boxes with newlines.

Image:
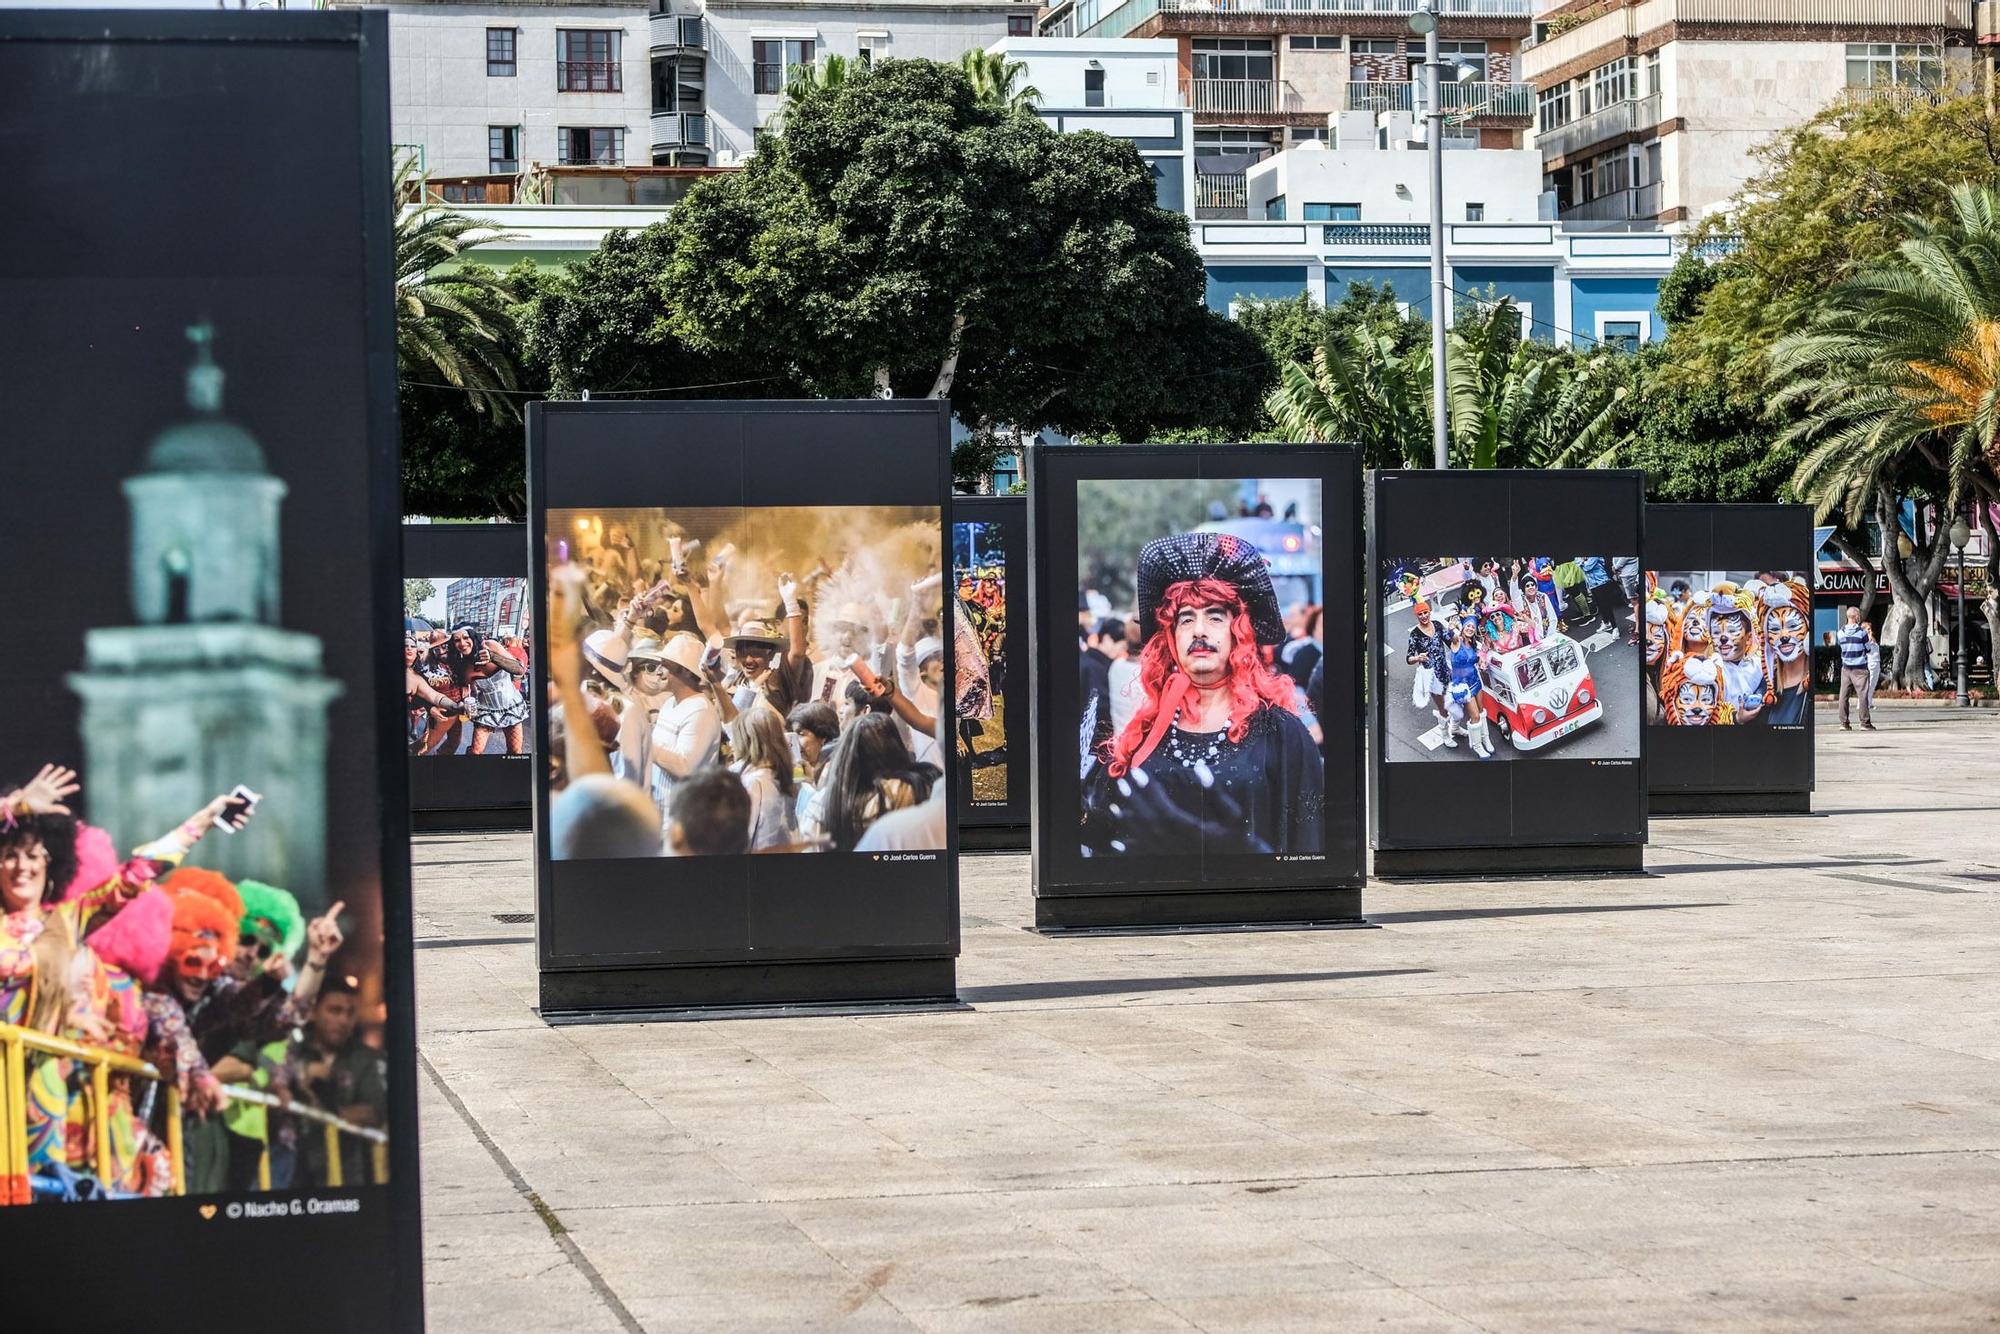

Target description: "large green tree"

left=1768, top=182, right=2000, bottom=685
left=654, top=58, right=1266, bottom=478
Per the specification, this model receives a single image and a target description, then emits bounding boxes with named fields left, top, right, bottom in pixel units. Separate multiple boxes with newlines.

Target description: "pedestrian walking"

left=1836, top=606, right=1876, bottom=731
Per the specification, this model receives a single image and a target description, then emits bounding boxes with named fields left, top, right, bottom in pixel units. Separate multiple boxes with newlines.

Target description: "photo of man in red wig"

left=1081, top=533, right=1324, bottom=857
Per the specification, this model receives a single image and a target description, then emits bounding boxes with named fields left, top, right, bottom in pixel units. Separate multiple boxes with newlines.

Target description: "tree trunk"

left=1829, top=528, right=1879, bottom=622
left=1875, top=484, right=1949, bottom=690
left=927, top=313, right=966, bottom=401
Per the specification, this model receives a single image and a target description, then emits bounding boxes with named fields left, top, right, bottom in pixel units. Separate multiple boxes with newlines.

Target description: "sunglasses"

left=239, top=933, right=275, bottom=960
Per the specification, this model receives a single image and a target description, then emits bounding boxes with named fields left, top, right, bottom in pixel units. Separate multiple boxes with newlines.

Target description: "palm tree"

left=958, top=49, right=1041, bottom=111
left=1768, top=180, right=2000, bottom=687
left=1771, top=180, right=2000, bottom=527
left=394, top=158, right=523, bottom=420
left=1448, top=302, right=1630, bottom=469
left=1266, top=297, right=1628, bottom=469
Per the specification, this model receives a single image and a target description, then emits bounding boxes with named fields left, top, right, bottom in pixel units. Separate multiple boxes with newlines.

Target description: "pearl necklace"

left=1164, top=727, right=1226, bottom=769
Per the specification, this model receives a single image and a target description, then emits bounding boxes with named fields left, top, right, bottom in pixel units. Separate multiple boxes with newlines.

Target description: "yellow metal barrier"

left=226, top=1086, right=389, bottom=1189
left=0, top=1022, right=385, bottom=1200
left=0, top=1022, right=184, bottom=1200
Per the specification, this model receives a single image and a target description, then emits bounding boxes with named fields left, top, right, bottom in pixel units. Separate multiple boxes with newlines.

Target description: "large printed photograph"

left=1379, top=556, right=1642, bottom=761
left=952, top=521, right=1007, bottom=805
left=1645, top=571, right=1813, bottom=727
left=1, top=323, right=390, bottom=1208
left=545, top=506, right=957, bottom=857
left=1074, top=480, right=1327, bottom=859
left=403, top=577, right=534, bottom=756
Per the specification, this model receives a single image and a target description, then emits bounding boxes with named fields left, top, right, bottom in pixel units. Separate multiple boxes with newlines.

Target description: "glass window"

left=1465, top=201, right=1484, bottom=222
left=1192, top=38, right=1274, bottom=83
left=1846, top=42, right=1941, bottom=88
left=1303, top=202, right=1361, bottom=221
left=1084, top=67, right=1105, bottom=106
left=1007, top=14, right=1034, bottom=36
left=1289, top=126, right=1332, bottom=146
left=487, top=125, right=520, bottom=173
left=753, top=38, right=815, bottom=95
left=1289, top=35, right=1341, bottom=51
left=1644, top=50, right=1661, bottom=97
left=1351, top=39, right=1400, bottom=56
left=558, top=126, right=624, bottom=165
left=486, top=27, right=516, bottom=77
left=1265, top=194, right=1286, bottom=221
left=557, top=30, right=621, bottom=92
left=1538, top=83, right=1571, bottom=132
left=1438, top=40, right=1487, bottom=80
left=1601, top=320, right=1643, bottom=353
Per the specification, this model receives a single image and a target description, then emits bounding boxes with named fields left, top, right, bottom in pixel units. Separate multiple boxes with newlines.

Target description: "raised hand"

left=306, top=900, right=345, bottom=966
left=11, top=764, right=80, bottom=816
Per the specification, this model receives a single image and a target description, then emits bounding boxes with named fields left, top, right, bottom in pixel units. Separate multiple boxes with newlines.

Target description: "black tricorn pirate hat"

left=1133, top=532, right=1286, bottom=649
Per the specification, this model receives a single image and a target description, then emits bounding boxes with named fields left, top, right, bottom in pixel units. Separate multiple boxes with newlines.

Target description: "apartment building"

left=357, top=0, right=1031, bottom=185
left=1039, top=0, right=1539, bottom=215
left=1523, top=0, right=1975, bottom=228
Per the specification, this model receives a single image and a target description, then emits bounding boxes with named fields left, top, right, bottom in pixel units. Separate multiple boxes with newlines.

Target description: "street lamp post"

left=1950, top=513, right=1972, bottom=706
left=1412, top=1, right=1448, bottom=469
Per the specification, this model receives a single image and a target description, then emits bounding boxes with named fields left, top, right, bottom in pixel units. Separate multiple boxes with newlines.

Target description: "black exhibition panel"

left=1644, top=504, right=1816, bottom=814
left=949, top=495, right=1029, bottom=849
left=402, top=523, right=534, bottom=830
left=529, top=401, right=958, bottom=1016
left=1030, top=444, right=1366, bottom=930
left=0, top=12, right=422, bottom=1331
left=1368, top=470, right=1648, bottom=878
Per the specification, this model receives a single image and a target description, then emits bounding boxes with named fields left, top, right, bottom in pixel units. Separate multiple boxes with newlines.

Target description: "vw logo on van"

left=1548, top=687, right=1571, bottom=714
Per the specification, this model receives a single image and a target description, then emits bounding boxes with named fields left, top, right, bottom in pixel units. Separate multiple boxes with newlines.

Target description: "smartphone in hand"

left=217, top=784, right=260, bottom=833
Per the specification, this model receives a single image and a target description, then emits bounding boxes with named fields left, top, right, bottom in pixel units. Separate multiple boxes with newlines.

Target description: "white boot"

left=1441, top=719, right=1459, bottom=748
left=1472, top=718, right=1493, bottom=757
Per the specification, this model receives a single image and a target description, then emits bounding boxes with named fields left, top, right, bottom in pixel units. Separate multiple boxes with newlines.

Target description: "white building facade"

left=351, top=0, right=653, bottom=178
left=1523, top=0, right=1975, bottom=228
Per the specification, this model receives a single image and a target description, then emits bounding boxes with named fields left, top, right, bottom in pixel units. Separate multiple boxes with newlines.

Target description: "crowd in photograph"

left=546, top=512, right=985, bottom=858
left=1393, top=556, right=1636, bottom=757
left=402, top=620, right=532, bottom=756
left=1646, top=571, right=1814, bottom=727
left=0, top=766, right=386, bottom=1203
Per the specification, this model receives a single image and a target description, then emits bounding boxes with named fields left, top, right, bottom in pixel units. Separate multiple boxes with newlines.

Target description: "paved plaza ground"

left=417, top=703, right=2000, bottom=1332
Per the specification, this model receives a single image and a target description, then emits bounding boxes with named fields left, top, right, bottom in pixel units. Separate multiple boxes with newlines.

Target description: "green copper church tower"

left=69, top=326, right=342, bottom=910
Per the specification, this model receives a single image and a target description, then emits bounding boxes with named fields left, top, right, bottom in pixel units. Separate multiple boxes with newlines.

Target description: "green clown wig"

left=234, top=879, right=305, bottom=961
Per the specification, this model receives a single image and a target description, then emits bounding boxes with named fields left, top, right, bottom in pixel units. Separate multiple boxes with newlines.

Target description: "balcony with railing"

left=649, top=10, right=705, bottom=52
left=1185, top=78, right=1304, bottom=113
left=1067, top=0, right=1532, bottom=39
left=1525, top=0, right=1971, bottom=73
left=1339, top=80, right=1535, bottom=118
left=1834, top=83, right=1953, bottom=112
left=1982, top=0, right=2000, bottom=41
left=1534, top=91, right=1661, bottom=161
left=558, top=59, right=623, bottom=93
left=1196, top=171, right=1249, bottom=218
left=651, top=109, right=709, bottom=151
left=1559, top=180, right=1663, bottom=225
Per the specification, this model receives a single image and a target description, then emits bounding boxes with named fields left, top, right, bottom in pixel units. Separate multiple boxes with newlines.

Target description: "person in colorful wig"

left=1643, top=593, right=1670, bottom=724
left=1083, top=533, right=1324, bottom=856
left=1708, top=582, right=1765, bottom=723
left=1758, top=577, right=1814, bottom=726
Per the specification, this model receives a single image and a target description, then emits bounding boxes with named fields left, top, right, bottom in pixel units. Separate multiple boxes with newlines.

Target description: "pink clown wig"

left=84, top=887, right=174, bottom=988
left=60, top=823, right=121, bottom=903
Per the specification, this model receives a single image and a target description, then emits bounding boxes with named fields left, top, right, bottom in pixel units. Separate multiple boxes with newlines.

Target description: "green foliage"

left=400, top=259, right=545, bottom=518
left=394, top=162, right=523, bottom=420
left=1616, top=348, right=1796, bottom=503
left=957, top=49, right=1040, bottom=110
left=1264, top=296, right=1628, bottom=470
left=1770, top=182, right=2000, bottom=526
left=654, top=58, right=1261, bottom=481
left=401, top=577, right=435, bottom=617
left=1232, top=284, right=1422, bottom=373
left=1669, top=93, right=2000, bottom=398
left=1077, top=477, right=1245, bottom=609
left=1654, top=250, right=1716, bottom=329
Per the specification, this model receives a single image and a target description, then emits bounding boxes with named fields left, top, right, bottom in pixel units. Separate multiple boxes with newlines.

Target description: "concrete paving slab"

left=419, top=705, right=2000, bottom=1331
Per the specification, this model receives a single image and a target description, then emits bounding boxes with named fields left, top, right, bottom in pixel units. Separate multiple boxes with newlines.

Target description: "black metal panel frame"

left=1029, top=444, right=1366, bottom=929
left=527, top=400, right=959, bottom=1015
left=402, top=522, right=533, bottom=826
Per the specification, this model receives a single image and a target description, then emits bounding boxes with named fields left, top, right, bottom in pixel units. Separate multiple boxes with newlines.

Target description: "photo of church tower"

left=68, top=325, right=343, bottom=911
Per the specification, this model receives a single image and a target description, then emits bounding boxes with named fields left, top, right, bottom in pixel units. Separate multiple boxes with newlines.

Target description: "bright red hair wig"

left=1103, top=577, right=1297, bottom=779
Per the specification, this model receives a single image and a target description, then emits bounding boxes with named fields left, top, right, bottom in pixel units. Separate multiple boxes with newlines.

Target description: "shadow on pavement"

left=1367, top=903, right=1726, bottom=925
left=961, top=968, right=1430, bottom=1004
